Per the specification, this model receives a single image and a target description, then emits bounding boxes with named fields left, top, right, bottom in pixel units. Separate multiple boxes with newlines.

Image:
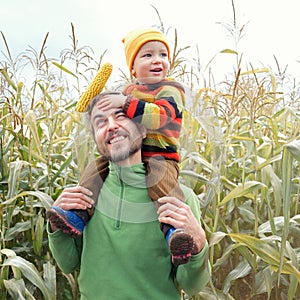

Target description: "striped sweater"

left=123, top=79, right=185, bottom=162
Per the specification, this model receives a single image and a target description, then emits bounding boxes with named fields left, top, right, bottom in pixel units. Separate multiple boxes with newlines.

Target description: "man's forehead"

left=92, top=105, right=122, bottom=117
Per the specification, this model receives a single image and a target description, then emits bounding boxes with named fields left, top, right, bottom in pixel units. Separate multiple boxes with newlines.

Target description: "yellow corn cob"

left=76, top=62, right=113, bottom=112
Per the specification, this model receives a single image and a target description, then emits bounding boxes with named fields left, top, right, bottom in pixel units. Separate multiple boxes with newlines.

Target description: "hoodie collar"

left=109, top=162, right=147, bottom=188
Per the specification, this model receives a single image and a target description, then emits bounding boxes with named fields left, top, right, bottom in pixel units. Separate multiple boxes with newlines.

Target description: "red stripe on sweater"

left=142, top=152, right=180, bottom=161
left=126, top=98, right=139, bottom=119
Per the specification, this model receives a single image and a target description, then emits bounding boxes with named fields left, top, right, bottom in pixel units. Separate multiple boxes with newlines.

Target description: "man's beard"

left=101, top=138, right=143, bottom=162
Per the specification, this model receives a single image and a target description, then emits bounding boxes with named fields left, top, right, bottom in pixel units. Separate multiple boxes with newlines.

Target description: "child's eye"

left=160, top=52, right=168, bottom=58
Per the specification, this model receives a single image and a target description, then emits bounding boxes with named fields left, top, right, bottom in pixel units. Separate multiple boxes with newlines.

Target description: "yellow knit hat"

left=122, top=28, right=170, bottom=72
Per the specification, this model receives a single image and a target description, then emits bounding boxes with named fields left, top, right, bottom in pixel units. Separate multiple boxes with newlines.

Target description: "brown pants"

left=79, top=157, right=109, bottom=204
left=78, top=156, right=185, bottom=235
left=143, top=157, right=184, bottom=202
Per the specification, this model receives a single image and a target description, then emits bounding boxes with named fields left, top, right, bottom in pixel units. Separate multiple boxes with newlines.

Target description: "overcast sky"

left=1, top=0, right=299, bottom=83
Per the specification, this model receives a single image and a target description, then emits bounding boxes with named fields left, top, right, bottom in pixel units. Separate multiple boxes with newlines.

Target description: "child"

left=47, top=28, right=194, bottom=266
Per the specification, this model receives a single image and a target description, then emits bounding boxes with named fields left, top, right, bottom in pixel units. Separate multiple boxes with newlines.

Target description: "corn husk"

left=76, top=62, right=113, bottom=112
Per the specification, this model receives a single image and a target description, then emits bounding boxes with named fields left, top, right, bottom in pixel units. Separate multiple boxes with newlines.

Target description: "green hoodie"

left=48, top=163, right=210, bottom=299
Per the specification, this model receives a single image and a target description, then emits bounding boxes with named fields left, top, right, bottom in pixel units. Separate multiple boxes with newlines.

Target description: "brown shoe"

left=168, top=229, right=194, bottom=266
left=46, top=206, right=90, bottom=238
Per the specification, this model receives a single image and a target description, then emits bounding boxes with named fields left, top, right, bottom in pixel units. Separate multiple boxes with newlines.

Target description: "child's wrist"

left=123, top=95, right=131, bottom=111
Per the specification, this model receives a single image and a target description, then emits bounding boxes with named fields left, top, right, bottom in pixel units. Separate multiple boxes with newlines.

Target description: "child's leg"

left=46, top=157, right=109, bottom=238
left=70, top=156, right=109, bottom=220
left=144, top=157, right=194, bottom=266
left=79, top=157, right=109, bottom=210
left=144, top=157, right=184, bottom=233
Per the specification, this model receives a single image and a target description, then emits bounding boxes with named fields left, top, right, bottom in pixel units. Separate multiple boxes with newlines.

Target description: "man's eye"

left=116, top=113, right=126, bottom=120
left=95, top=119, right=105, bottom=127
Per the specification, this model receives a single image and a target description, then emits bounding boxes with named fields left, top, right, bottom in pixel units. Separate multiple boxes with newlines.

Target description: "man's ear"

left=138, top=124, right=147, bottom=139
left=142, top=126, right=147, bottom=139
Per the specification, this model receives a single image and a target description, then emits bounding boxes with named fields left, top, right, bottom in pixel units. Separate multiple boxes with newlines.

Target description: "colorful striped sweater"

left=123, top=79, right=185, bottom=162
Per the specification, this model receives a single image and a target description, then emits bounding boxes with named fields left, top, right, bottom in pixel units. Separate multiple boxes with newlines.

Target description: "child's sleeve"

left=124, top=85, right=184, bottom=130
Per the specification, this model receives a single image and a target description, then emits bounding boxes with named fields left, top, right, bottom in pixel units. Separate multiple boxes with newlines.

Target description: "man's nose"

left=107, top=116, right=119, bottom=130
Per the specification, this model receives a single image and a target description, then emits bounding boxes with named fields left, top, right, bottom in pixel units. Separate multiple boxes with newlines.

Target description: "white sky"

left=1, top=0, right=299, bottom=83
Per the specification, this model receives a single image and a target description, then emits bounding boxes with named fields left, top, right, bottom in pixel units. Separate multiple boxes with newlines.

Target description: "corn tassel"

left=76, top=62, right=113, bottom=112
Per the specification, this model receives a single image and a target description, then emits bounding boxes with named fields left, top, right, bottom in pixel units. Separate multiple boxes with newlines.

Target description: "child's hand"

left=97, top=94, right=127, bottom=110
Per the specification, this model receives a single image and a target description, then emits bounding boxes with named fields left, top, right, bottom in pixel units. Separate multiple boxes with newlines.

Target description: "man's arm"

left=47, top=223, right=82, bottom=274
left=47, top=186, right=94, bottom=273
left=157, top=186, right=211, bottom=296
left=176, top=240, right=211, bottom=296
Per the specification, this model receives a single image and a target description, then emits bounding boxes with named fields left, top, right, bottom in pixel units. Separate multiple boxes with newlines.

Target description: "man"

left=47, top=93, right=210, bottom=299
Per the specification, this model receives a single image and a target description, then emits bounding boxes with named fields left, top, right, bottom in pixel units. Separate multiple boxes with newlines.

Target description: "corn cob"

left=76, top=62, right=113, bottom=112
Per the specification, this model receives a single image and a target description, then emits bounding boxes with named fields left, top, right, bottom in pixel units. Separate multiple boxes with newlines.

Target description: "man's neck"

left=113, top=153, right=142, bottom=167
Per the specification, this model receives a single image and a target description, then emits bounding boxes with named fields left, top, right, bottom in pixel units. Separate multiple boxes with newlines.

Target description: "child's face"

left=132, top=41, right=170, bottom=84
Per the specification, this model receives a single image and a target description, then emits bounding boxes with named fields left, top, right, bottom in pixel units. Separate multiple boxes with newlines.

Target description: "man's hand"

left=157, top=196, right=206, bottom=254
left=49, top=186, right=94, bottom=231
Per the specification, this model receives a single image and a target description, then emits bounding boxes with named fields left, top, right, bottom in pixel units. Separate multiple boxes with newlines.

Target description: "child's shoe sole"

left=169, top=230, right=194, bottom=266
left=46, top=206, right=84, bottom=238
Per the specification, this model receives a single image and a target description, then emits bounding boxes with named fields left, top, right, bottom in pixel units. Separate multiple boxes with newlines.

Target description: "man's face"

left=91, top=105, right=146, bottom=165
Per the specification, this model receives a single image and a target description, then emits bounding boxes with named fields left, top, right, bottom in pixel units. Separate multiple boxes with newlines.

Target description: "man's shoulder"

left=179, top=184, right=201, bottom=217
left=179, top=184, right=197, bottom=199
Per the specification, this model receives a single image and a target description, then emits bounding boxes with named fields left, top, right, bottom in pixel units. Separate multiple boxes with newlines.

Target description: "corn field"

left=1, top=7, right=300, bottom=300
